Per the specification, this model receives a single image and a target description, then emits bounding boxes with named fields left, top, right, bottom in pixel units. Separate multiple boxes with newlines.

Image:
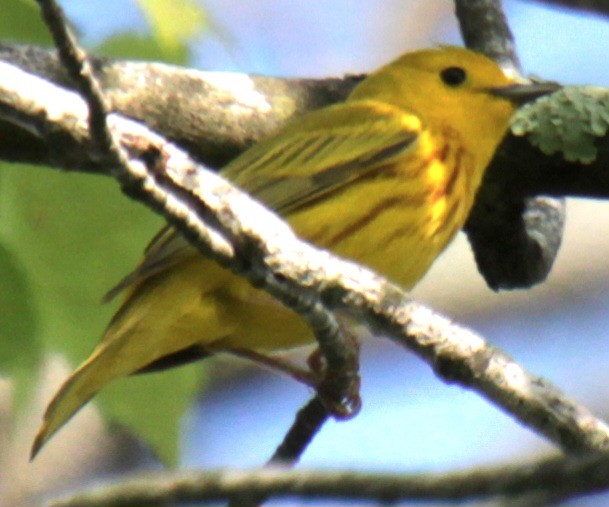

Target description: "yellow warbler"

left=32, top=47, right=558, bottom=457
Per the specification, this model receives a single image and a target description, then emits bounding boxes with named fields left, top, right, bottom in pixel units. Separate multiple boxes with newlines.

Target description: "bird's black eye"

left=440, top=66, right=467, bottom=87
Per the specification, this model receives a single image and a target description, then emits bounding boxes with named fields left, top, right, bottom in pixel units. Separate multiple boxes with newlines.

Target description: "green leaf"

left=0, top=0, right=52, bottom=44
left=95, top=33, right=188, bottom=63
left=134, top=0, right=207, bottom=61
left=0, top=240, right=41, bottom=404
left=0, top=0, right=211, bottom=463
left=0, top=162, right=206, bottom=463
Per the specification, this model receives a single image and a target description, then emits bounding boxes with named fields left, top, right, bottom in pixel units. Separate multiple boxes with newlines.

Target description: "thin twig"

left=36, top=0, right=360, bottom=454
left=228, top=397, right=329, bottom=507
left=269, top=397, right=329, bottom=464
left=261, top=275, right=362, bottom=418
left=34, top=0, right=117, bottom=160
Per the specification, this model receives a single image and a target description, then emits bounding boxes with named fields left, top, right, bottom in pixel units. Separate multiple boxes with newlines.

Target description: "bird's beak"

left=489, top=81, right=561, bottom=105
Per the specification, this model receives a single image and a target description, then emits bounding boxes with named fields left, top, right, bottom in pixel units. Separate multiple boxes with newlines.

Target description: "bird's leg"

left=310, top=325, right=362, bottom=420
left=211, top=325, right=362, bottom=420
left=212, top=346, right=319, bottom=387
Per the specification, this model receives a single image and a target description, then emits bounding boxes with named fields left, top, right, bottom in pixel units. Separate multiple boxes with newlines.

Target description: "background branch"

left=3, top=1, right=609, bottom=505
left=455, top=0, right=520, bottom=72
left=0, top=42, right=360, bottom=168
left=455, top=0, right=566, bottom=291
left=27, top=8, right=337, bottom=506
left=47, top=452, right=609, bottom=507
left=531, top=0, right=609, bottom=17
left=2, top=55, right=609, bottom=460
left=0, top=39, right=600, bottom=291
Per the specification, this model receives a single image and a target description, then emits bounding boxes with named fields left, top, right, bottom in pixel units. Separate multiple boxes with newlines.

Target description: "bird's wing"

left=225, top=99, right=419, bottom=214
left=105, top=100, right=419, bottom=300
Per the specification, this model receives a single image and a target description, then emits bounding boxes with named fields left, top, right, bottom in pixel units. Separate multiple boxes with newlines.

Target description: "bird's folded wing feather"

left=105, top=99, right=419, bottom=299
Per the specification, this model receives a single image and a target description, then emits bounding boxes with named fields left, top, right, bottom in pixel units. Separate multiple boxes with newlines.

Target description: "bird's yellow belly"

left=217, top=183, right=466, bottom=352
left=287, top=172, right=463, bottom=290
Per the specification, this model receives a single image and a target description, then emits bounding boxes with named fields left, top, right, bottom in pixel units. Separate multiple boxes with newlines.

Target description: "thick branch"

left=47, top=453, right=609, bottom=507
left=2, top=41, right=602, bottom=197
left=2, top=60, right=608, bottom=456
left=455, top=0, right=520, bottom=72
left=0, top=42, right=606, bottom=291
left=385, top=303, right=609, bottom=453
left=0, top=42, right=360, bottom=168
left=455, top=0, right=566, bottom=290
left=4, top=41, right=593, bottom=190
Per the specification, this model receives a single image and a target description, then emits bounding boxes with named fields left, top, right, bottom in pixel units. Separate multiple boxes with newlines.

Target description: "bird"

left=31, top=46, right=559, bottom=458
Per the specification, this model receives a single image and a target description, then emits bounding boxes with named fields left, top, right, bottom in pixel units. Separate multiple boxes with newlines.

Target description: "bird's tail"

left=31, top=259, right=234, bottom=459
left=30, top=335, right=130, bottom=459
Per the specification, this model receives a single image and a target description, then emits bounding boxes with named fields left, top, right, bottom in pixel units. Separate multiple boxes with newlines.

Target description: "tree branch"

left=455, top=0, right=520, bottom=72
left=47, top=452, right=609, bottom=507
left=455, top=0, right=566, bottom=291
left=2, top=41, right=607, bottom=291
left=228, top=396, right=330, bottom=507
left=3, top=2, right=609, bottom=504
left=530, top=0, right=609, bottom=17
left=2, top=59, right=608, bottom=455
left=0, top=42, right=360, bottom=168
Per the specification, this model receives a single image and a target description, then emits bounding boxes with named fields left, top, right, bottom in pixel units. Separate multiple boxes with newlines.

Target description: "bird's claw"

left=308, top=345, right=362, bottom=420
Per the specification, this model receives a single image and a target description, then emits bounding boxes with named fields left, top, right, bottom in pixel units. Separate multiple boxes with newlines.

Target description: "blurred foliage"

left=0, top=0, right=52, bottom=44
left=0, top=242, right=40, bottom=406
left=96, top=33, right=189, bottom=62
left=0, top=0, right=210, bottom=463
left=135, top=0, right=208, bottom=62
